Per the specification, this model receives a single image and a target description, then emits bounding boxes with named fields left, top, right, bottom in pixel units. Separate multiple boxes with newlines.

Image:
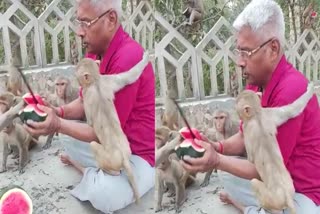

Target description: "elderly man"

left=181, top=0, right=320, bottom=213
left=25, top=0, right=155, bottom=213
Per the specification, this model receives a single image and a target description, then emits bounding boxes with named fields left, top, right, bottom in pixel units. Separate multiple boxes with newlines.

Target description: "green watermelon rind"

left=18, top=106, right=47, bottom=123
left=175, top=142, right=205, bottom=159
left=0, top=185, right=24, bottom=198
left=0, top=186, right=33, bottom=214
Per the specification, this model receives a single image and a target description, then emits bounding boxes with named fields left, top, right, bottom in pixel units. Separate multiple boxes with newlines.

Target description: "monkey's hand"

left=180, top=139, right=220, bottom=174
left=42, top=99, right=61, bottom=116
left=24, top=104, right=61, bottom=136
left=200, top=134, right=221, bottom=152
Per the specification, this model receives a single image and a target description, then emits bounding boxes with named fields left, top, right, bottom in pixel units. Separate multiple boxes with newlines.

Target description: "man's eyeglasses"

left=233, top=38, right=274, bottom=60
left=74, top=9, right=113, bottom=29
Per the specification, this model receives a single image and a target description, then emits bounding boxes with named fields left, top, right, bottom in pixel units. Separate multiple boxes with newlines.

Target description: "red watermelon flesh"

left=0, top=189, right=32, bottom=214
left=179, top=127, right=202, bottom=141
left=182, top=138, right=204, bottom=151
left=22, top=93, right=44, bottom=105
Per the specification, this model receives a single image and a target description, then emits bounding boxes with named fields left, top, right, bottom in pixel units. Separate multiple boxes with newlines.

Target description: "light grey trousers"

left=58, top=134, right=155, bottom=214
left=218, top=169, right=320, bottom=214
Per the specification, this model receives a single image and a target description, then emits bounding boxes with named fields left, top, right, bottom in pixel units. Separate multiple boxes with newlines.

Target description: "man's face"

left=75, top=0, right=117, bottom=55
left=235, top=26, right=276, bottom=87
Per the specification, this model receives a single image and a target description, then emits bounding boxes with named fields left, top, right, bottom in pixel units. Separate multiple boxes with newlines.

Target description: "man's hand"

left=180, top=139, right=220, bottom=174
left=24, top=104, right=61, bottom=136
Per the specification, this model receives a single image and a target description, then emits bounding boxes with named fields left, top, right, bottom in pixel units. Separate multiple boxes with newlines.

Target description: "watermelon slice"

left=19, top=104, right=47, bottom=123
left=22, top=93, right=44, bottom=105
left=175, top=127, right=205, bottom=159
left=179, top=127, right=202, bottom=140
left=0, top=186, right=32, bottom=214
left=18, top=93, right=47, bottom=123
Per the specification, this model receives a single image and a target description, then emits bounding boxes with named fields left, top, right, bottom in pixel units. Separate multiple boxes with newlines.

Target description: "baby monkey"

left=0, top=92, right=36, bottom=174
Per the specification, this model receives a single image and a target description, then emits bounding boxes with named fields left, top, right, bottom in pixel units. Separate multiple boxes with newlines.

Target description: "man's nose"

left=236, top=56, right=246, bottom=68
left=76, top=27, right=85, bottom=37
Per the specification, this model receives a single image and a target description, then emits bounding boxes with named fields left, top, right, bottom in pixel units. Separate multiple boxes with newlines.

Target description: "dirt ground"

left=0, top=135, right=239, bottom=214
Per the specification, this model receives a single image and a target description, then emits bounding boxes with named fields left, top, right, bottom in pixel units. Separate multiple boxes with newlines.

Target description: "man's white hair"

left=77, top=0, right=123, bottom=18
left=233, top=0, right=285, bottom=47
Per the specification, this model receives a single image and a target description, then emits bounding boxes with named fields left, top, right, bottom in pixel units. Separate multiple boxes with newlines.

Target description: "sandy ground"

left=0, top=135, right=239, bottom=214
left=154, top=172, right=239, bottom=214
left=0, top=136, right=154, bottom=214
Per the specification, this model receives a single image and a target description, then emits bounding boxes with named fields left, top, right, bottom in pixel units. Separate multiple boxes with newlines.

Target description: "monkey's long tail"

left=286, top=193, right=296, bottom=214
left=123, top=158, right=140, bottom=204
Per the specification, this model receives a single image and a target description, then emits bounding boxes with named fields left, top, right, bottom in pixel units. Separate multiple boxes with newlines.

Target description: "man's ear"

left=270, top=39, right=281, bottom=61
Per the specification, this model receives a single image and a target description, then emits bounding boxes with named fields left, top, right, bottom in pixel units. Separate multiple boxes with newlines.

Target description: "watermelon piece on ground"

left=0, top=186, right=33, bottom=214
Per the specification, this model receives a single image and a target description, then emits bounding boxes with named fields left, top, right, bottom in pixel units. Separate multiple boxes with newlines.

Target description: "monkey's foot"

left=18, top=167, right=25, bottom=174
left=0, top=167, right=7, bottom=173
left=155, top=205, right=163, bottom=212
left=219, top=191, right=245, bottom=212
left=167, top=192, right=175, bottom=198
left=200, top=179, right=210, bottom=187
left=42, top=142, right=52, bottom=150
left=12, top=154, right=19, bottom=159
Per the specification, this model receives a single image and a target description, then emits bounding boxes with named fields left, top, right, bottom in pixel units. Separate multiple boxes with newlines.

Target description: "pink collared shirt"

left=240, top=55, right=320, bottom=204
left=85, top=26, right=155, bottom=166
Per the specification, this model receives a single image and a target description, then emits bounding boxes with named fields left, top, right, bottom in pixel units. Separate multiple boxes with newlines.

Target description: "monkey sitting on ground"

left=42, top=76, right=78, bottom=150
left=0, top=92, right=37, bottom=174
left=51, top=76, right=78, bottom=106
left=156, top=126, right=195, bottom=187
left=235, top=83, right=314, bottom=214
left=200, top=109, right=239, bottom=187
left=155, top=130, right=195, bottom=212
left=75, top=52, right=150, bottom=204
left=182, top=0, right=204, bottom=26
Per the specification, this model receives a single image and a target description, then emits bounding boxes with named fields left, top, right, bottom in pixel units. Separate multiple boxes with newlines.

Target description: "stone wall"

left=156, top=86, right=320, bottom=130
left=0, top=66, right=79, bottom=97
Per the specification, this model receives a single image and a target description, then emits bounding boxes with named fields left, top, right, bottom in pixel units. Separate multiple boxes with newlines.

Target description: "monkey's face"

left=158, top=159, right=170, bottom=170
left=0, top=103, right=8, bottom=114
left=55, top=81, right=67, bottom=99
left=214, top=114, right=226, bottom=132
left=0, top=93, right=15, bottom=113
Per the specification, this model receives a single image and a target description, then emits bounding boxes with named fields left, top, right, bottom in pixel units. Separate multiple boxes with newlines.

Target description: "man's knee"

left=289, top=193, right=319, bottom=214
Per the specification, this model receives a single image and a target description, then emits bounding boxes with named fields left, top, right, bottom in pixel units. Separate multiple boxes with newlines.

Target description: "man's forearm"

left=58, top=119, right=99, bottom=143
left=217, top=155, right=260, bottom=180
left=214, top=132, right=246, bottom=156
left=61, top=97, right=85, bottom=120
